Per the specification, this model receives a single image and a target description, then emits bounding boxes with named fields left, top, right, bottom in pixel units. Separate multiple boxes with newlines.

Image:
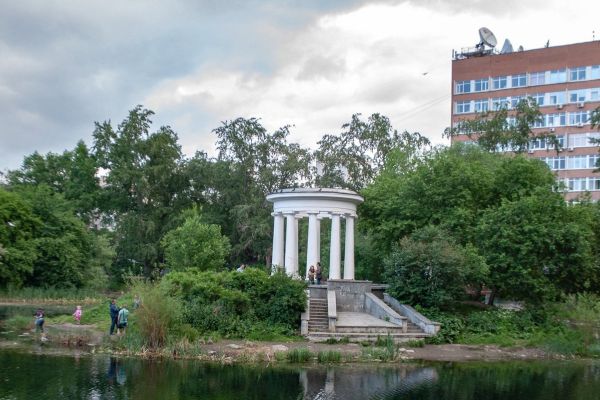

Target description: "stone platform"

left=302, top=280, right=439, bottom=343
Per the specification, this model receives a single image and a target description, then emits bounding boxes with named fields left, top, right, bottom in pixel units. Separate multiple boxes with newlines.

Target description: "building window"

left=548, top=92, right=566, bottom=105
left=530, top=137, right=546, bottom=150
left=590, top=90, right=599, bottom=101
left=474, top=99, right=489, bottom=112
left=456, top=101, right=471, bottom=114
left=530, top=72, right=546, bottom=85
left=549, top=69, right=567, bottom=84
left=510, top=96, right=525, bottom=109
left=492, top=76, right=508, bottom=90
left=546, top=113, right=566, bottom=127
left=568, top=155, right=588, bottom=169
left=570, top=90, right=586, bottom=103
left=588, top=155, right=600, bottom=169
left=569, top=111, right=589, bottom=125
left=569, top=132, right=600, bottom=148
left=570, top=66, right=586, bottom=81
left=544, top=157, right=566, bottom=170
left=474, top=79, right=489, bottom=92
left=592, top=66, right=600, bottom=80
left=492, top=97, right=508, bottom=110
left=456, top=80, right=471, bottom=94
left=506, top=116, right=516, bottom=127
left=512, top=74, right=527, bottom=87
left=533, top=116, right=545, bottom=128
left=531, top=93, right=545, bottom=106
left=569, top=178, right=587, bottom=191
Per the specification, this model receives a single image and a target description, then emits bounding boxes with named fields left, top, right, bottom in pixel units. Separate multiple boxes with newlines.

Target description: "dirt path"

left=199, top=340, right=553, bottom=362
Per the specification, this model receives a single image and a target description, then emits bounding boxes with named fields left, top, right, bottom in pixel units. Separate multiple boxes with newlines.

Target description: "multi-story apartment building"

left=451, top=40, right=600, bottom=201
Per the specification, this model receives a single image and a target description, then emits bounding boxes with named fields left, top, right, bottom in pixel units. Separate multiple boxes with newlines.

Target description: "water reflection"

left=0, top=351, right=599, bottom=400
left=299, top=366, right=438, bottom=399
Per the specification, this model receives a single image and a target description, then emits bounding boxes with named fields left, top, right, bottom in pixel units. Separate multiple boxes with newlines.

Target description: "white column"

left=329, top=213, right=341, bottom=280
left=316, top=216, right=321, bottom=264
left=293, top=217, right=299, bottom=277
left=343, top=215, right=355, bottom=280
left=306, top=213, right=319, bottom=280
left=284, top=213, right=298, bottom=276
left=271, top=213, right=285, bottom=272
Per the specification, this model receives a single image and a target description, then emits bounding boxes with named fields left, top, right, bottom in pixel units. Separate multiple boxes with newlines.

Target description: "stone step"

left=335, top=326, right=406, bottom=334
left=307, top=331, right=430, bottom=343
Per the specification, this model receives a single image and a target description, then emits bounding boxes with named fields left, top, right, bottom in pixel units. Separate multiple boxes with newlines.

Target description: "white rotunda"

left=266, top=188, right=364, bottom=280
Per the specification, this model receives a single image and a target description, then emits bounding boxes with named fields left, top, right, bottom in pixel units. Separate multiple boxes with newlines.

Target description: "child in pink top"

left=73, top=305, right=82, bottom=324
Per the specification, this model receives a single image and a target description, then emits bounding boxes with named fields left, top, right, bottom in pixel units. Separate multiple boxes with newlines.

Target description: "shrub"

left=131, top=281, right=181, bottom=348
left=384, top=226, right=487, bottom=308
left=162, top=269, right=306, bottom=338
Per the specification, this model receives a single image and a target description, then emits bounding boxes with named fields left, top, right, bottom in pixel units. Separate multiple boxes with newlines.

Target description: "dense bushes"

left=422, top=294, right=600, bottom=356
left=384, top=226, right=488, bottom=308
left=161, top=268, right=306, bottom=338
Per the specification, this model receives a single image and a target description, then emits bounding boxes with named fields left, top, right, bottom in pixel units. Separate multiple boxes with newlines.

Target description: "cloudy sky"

left=1, top=0, right=599, bottom=171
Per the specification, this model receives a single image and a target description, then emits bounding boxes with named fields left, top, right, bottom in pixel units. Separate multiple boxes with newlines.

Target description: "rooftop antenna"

left=477, top=27, right=497, bottom=50
left=501, top=38, right=513, bottom=53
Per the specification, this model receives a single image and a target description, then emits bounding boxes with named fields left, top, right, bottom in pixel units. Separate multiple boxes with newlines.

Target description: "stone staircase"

left=307, top=306, right=430, bottom=343
left=307, top=298, right=329, bottom=333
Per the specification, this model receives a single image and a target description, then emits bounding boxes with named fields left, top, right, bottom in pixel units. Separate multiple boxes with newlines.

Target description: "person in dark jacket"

left=109, top=300, right=119, bottom=335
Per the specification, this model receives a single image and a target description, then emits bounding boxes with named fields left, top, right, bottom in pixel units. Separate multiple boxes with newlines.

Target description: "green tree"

left=92, top=106, right=190, bottom=278
left=7, top=141, right=101, bottom=223
left=0, top=188, right=40, bottom=287
left=384, top=226, right=488, bottom=308
left=444, top=98, right=560, bottom=153
left=12, top=185, right=107, bottom=288
left=162, top=210, right=231, bottom=271
left=361, top=144, right=557, bottom=280
left=210, top=117, right=312, bottom=264
left=475, top=189, right=597, bottom=304
left=315, top=113, right=430, bottom=190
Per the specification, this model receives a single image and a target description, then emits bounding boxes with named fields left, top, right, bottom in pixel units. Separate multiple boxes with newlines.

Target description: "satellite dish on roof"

left=478, top=27, right=497, bottom=48
left=501, top=39, right=514, bottom=53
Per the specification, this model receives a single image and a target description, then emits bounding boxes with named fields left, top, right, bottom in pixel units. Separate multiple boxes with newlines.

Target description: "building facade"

left=451, top=40, right=600, bottom=201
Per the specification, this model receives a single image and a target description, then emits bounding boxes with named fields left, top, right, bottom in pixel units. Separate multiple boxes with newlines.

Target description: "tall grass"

left=317, top=350, right=341, bottom=363
left=130, top=281, right=181, bottom=348
left=286, top=347, right=313, bottom=363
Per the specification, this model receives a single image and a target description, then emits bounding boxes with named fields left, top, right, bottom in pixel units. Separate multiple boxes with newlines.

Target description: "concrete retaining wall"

left=327, top=280, right=371, bottom=312
left=364, top=293, right=407, bottom=332
left=383, top=293, right=440, bottom=335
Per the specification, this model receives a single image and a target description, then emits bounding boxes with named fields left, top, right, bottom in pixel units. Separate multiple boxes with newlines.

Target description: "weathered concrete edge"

left=364, top=293, right=408, bottom=332
left=383, top=293, right=441, bottom=335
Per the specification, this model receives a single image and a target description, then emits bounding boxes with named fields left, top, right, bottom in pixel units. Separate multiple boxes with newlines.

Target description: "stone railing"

left=300, top=289, right=310, bottom=335
left=383, top=293, right=441, bottom=335
left=364, top=293, right=408, bottom=332
left=327, top=289, right=337, bottom=332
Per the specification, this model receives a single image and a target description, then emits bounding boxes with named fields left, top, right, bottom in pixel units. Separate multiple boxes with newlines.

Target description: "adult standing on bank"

left=117, top=306, right=129, bottom=336
left=109, top=299, right=119, bottom=335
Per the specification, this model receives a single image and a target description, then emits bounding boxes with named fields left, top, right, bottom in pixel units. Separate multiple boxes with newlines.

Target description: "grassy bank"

left=422, top=293, right=600, bottom=358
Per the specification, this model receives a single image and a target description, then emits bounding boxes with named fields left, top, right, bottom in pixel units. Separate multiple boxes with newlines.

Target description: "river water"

left=0, top=351, right=599, bottom=399
left=1, top=304, right=599, bottom=399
